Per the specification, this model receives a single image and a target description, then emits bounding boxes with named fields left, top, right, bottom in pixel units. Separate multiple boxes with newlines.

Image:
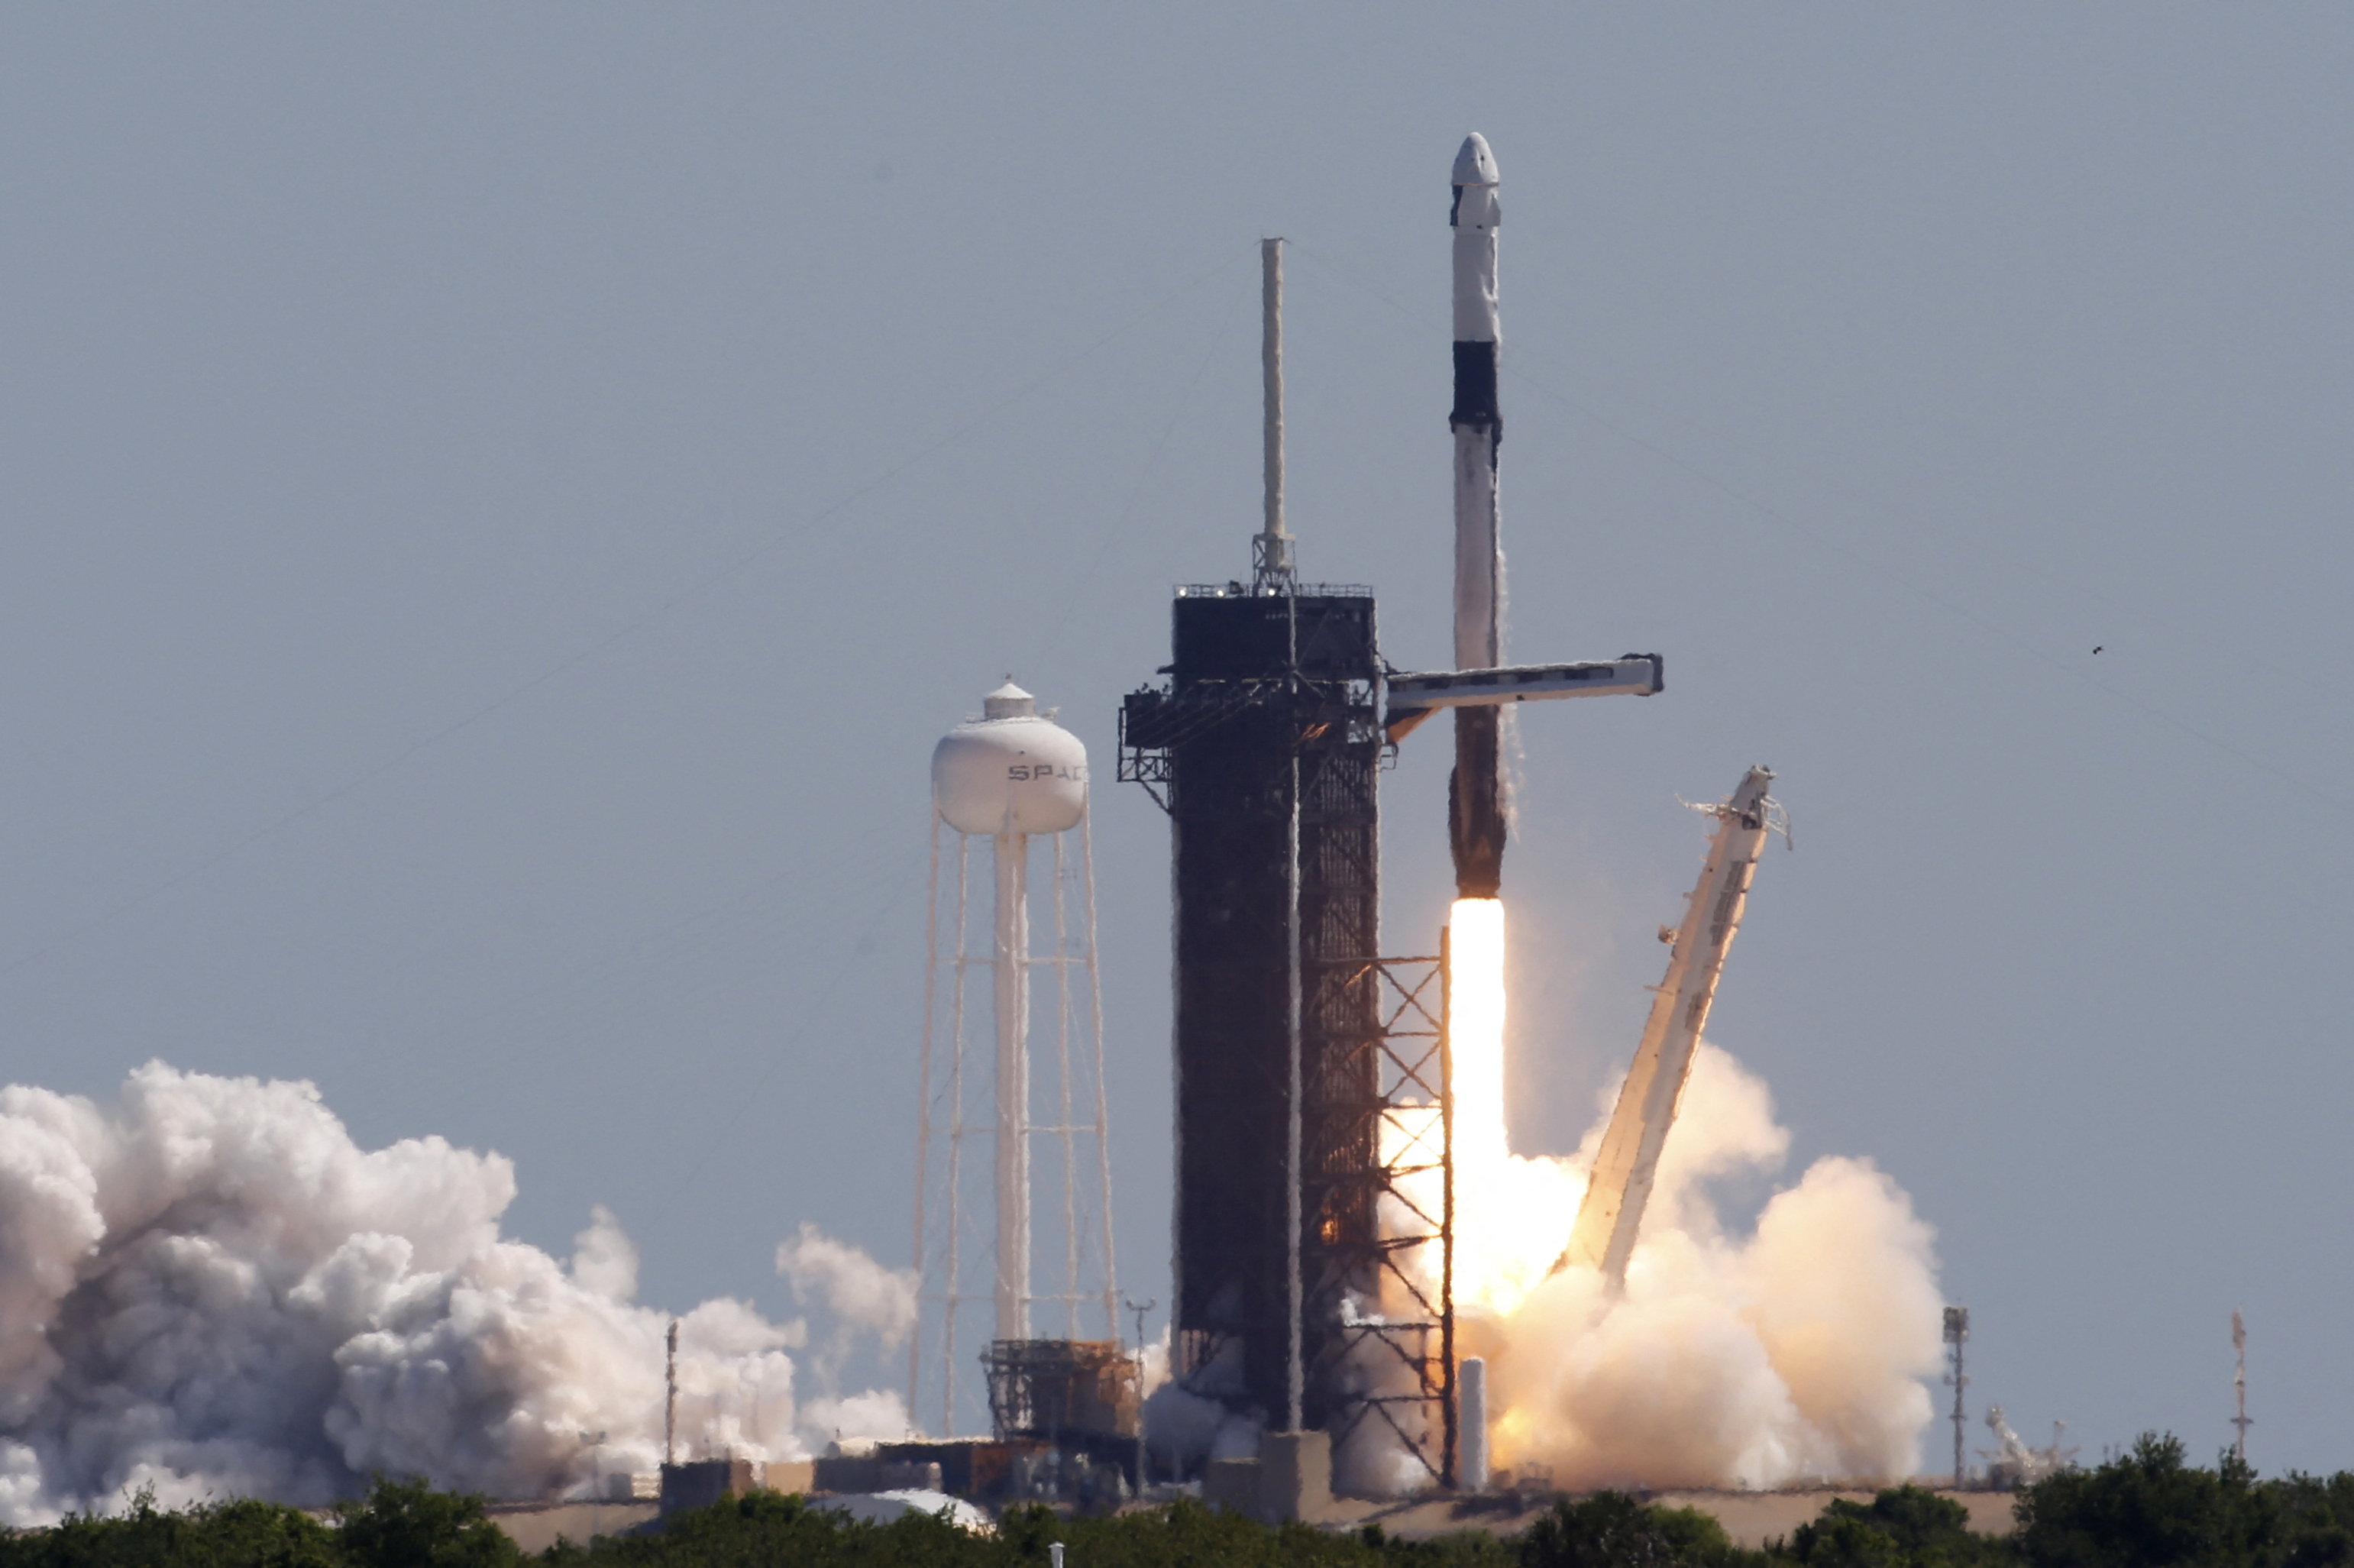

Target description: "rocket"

left=1449, top=133, right=1507, bottom=899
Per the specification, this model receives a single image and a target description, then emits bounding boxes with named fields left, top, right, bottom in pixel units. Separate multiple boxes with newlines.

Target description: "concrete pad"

left=1203, top=1457, right=1259, bottom=1516
left=1260, top=1432, right=1333, bottom=1524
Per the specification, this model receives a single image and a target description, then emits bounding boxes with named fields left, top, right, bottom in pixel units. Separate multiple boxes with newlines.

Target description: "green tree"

left=0, top=1488, right=340, bottom=1568
left=1780, top=1485, right=2003, bottom=1568
left=549, top=1491, right=1509, bottom=1568
left=1779, top=1514, right=1902, bottom=1568
left=2262, top=1471, right=2354, bottom=1568
left=1519, top=1492, right=1755, bottom=1568
left=548, top=1489, right=997, bottom=1568
left=331, top=1479, right=519, bottom=1568
left=2009, top=1434, right=2278, bottom=1568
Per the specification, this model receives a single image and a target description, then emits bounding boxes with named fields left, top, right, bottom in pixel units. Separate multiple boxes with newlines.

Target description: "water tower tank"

left=933, top=681, right=1088, bottom=836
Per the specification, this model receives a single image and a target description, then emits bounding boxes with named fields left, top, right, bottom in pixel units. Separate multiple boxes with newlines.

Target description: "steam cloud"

left=1479, top=1043, right=1942, bottom=1490
left=0, top=1063, right=913, bottom=1526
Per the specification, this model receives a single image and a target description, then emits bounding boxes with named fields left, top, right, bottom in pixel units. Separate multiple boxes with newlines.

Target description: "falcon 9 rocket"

left=1448, top=133, right=1507, bottom=899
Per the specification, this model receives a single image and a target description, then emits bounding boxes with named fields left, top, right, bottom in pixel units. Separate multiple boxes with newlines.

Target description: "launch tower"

left=1123, top=243, right=1455, bottom=1475
left=1120, top=579, right=1383, bottom=1431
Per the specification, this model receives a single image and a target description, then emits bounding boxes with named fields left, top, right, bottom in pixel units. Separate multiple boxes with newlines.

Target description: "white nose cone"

left=1452, top=132, right=1499, bottom=188
left=933, top=681, right=1088, bottom=836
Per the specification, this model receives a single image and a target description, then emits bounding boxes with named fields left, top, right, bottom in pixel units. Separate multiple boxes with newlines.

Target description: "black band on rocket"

left=1450, top=341, right=1500, bottom=435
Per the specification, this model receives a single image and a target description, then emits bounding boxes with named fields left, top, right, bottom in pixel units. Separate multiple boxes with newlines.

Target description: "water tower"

left=911, top=681, right=1118, bottom=1435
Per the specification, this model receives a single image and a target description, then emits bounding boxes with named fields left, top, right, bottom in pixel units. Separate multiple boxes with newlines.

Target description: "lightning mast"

left=664, top=1320, right=679, bottom=1466
left=2233, top=1309, right=2252, bottom=1465
left=1254, top=237, right=1293, bottom=590
left=1945, top=1307, right=1970, bottom=1489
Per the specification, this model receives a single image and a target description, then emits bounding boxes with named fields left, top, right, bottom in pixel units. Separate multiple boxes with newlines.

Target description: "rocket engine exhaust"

left=1449, top=132, right=1507, bottom=900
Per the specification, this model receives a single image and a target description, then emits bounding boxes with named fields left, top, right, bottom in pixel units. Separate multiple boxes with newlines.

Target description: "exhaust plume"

left=0, top=1062, right=909, bottom=1525
left=1373, top=900, right=1944, bottom=1494
left=1489, top=1045, right=1942, bottom=1489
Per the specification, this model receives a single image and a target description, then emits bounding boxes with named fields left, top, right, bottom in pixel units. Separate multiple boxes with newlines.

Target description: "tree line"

left=8, top=1435, right=2354, bottom=1568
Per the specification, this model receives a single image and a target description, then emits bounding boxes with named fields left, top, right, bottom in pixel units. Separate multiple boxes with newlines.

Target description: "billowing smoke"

left=0, top=1062, right=910, bottom=1526
left=778, top=1223, right=920, bottom=1363
left=775, top=1221, right=920, bottom=1441
left=1140, top=1032, right=1940, bottom=1494
left=1475, top=1043, right=1942, bottom=1490
left=1141, top=1337, right=1263, bottom=1477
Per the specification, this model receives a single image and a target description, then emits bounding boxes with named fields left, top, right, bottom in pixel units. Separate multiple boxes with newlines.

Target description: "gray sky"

left=4, top=5, right=2349, bottom=1473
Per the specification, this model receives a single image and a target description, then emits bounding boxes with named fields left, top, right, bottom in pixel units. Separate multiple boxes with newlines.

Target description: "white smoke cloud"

left=0, top=1062, right=910, bottom=1525
left=571, top=1206, right=641, bottom=1301
left=776, top=1221, right=917, bottom=1417
left=1141, top=1325, right=1266, bottom=1479
left=0, top=1444, right=44, bottom=1524
left=1317, top=1042, right=1938, bottom=1494
left=777, top=1222, right=918, bottom=1352
left=1486, top=1044, right=1942, bottom=1490
left=799, top=1390, right=913, bottom=1446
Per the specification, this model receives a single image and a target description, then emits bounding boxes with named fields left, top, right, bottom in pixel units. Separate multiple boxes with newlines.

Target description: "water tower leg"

left=994, top=829, right=1031, bottom=1343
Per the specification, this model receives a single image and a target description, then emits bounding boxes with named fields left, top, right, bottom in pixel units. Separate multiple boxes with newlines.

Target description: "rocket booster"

left=1449, top=133, right=1507, bottom=899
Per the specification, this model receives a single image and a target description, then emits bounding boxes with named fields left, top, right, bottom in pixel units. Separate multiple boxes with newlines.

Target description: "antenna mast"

left=1252, top=238, right=1294, bottom=589
left=664, top=1319, right=680, bottom=1466
left=1943, top=1305, right=1970, bottom=1489
left=2233, top=1309, right=2252, bottom=1465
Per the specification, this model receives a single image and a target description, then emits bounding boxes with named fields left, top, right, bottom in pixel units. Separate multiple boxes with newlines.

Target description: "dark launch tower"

left=1117, top=241, right=1454, bottom=1483
left=1119, top=582, right=1385, bottom=1430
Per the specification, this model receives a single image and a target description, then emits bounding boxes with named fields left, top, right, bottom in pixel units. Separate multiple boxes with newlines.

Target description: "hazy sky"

left=3, top=5, right=2349, bottom=1473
